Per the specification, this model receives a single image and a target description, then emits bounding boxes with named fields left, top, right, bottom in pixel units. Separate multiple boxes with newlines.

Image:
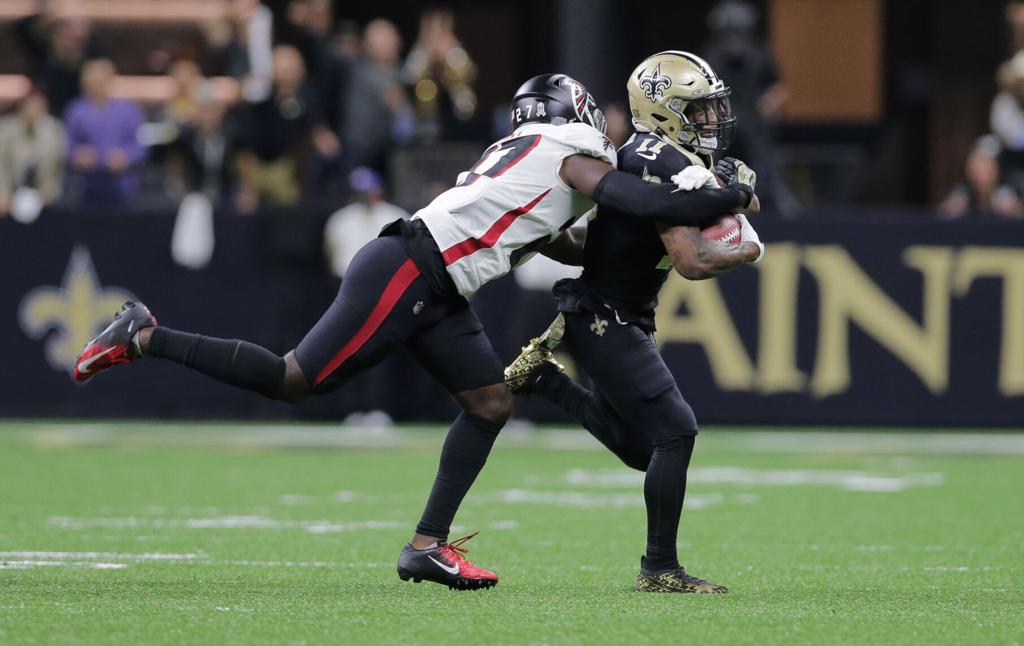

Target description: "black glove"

left=715, top=157, right=757, bottom=205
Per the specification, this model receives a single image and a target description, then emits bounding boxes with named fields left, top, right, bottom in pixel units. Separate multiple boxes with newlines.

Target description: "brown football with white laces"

left=699, top=214, right=742, bottom=244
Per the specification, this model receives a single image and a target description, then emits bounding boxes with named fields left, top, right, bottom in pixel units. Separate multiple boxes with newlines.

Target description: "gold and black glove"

left=715, top=157, right=757, bottom=205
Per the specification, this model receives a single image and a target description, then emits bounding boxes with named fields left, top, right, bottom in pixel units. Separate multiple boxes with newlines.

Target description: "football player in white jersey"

left=74, top=73, right=756, bottom=590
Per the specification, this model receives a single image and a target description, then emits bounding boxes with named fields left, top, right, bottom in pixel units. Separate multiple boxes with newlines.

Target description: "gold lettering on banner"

left=655, top=275, right=755, bottom=390
left=803, top=245, right=954, bottom=398
left=754, top=243, right=806, bottom=393
left=953, top=247, right=1024, bottom=396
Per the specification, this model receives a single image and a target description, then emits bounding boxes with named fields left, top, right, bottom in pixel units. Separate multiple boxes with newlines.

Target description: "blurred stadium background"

left=2, top=2, right=1024, bottom=643
left=2, top=0, right=1021, bottom=426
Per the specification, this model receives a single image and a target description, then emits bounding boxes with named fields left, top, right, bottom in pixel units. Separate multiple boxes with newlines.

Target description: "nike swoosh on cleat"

left=77, top=347, right=118, bottom=374
left=427, top=555, right=460, bottom=576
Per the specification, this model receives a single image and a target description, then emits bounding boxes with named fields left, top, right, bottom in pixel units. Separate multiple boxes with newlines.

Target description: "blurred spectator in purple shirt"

left=64, top=59, right=146, bottom=204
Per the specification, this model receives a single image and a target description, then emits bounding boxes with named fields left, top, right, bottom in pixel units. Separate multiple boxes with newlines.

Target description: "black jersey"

left=553, top=132, right=711, bottom=331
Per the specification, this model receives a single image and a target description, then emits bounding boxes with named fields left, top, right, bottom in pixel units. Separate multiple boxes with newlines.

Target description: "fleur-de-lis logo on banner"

left=19, top=246, right=134, bottom=373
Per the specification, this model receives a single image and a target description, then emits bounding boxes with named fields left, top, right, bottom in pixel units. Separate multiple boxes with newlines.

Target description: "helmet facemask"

left=668, top=89, right=736, bottom=154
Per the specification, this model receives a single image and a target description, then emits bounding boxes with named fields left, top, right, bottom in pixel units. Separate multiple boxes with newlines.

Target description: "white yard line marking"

left=488, top=520, right=518, bottom=530
left=218, top=560, right=383, bottom=569
left=0, top=551, right=202, bottom=561
left=47, top=516, right=402, bottom=534
left=0, top=560, right=128, bottom=570
left=279, top=491, right=360, bottom=506
left=18, top=423, right=1024, bottom=454
left=558, top=467, right=945, bottom=492
left=28, top=424, right=433, bottom=450
left=495, top=489, right=722, bottom=510
left=798, top=564, right=996, bottom=573
left=0, top=550, right=385, bottom=571
left=726, top=431, right=1024, bottom=455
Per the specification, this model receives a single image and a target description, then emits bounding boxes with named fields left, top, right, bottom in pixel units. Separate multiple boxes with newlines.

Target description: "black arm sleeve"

left=592, top=169, right=747, bottom=227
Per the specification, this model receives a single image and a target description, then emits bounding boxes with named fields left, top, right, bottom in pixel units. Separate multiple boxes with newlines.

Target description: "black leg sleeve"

left=643, top=434, right=696, bottom=573
left=415, top=412, right=504, bottom=540
left=147, top=327, right=285, bottom=399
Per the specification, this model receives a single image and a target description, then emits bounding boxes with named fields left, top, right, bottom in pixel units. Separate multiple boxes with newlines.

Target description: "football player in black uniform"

left=505, top=51, right=764, bottom=593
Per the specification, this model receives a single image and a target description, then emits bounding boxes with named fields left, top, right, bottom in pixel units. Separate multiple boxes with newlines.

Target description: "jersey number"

left=635, top=138, right=668, bottom=161
left=458, top=135, right=541, bottom=186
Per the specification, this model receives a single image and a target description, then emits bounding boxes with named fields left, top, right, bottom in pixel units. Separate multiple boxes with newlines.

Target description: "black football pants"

left=537, top=310, right=698, bottom=571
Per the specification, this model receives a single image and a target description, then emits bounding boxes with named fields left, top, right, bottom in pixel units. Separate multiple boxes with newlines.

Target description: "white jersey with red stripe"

left=413, top=122, right=617, bottom=298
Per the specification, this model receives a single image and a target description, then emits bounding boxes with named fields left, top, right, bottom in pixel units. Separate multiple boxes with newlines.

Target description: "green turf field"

left=1, top=421, right=1021, bottom=645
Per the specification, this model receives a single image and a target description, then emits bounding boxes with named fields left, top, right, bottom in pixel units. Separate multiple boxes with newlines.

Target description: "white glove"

left=670, top=166, right=719, bottom=191
left=735, top=213, right=765, bottom=263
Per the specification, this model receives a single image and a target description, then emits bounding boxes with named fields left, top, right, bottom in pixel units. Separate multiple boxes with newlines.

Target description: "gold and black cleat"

left=635, top=568, right=729, bottom=594
left=504, top=313, right=566, bottom=396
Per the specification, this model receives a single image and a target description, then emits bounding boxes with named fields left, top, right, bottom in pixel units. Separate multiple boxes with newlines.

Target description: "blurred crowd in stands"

left=0, top=0, right=803, bottom=230
left=0, top=0, right=475, bottom=233
left=4, top=0, right=1023, bottom=235
left=941, top=0, right=1024, bottom=219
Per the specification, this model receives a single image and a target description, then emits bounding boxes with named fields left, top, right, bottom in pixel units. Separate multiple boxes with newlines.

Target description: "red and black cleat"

left=397, top=532, right=498, bottom=591
left=73, top=301, right=156, bottom=383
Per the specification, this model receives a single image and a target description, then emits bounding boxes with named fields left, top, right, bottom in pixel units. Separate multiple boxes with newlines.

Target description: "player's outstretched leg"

left=73, top=236, right=434, bottom=404
left=74, top=300, right=310, bottom=402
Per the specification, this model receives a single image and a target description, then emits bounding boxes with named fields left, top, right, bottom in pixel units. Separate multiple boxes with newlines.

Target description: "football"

left=699, top=214, right=742, bottom=244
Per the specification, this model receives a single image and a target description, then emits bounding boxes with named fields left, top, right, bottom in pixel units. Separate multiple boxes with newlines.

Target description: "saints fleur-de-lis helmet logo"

left=19, top=246, right=134, bottom=372
left=639, top=63, right=672, bottom=102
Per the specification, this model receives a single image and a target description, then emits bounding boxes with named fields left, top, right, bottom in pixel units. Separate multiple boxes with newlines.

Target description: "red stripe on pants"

left=314, top=258, right=421, bottom=386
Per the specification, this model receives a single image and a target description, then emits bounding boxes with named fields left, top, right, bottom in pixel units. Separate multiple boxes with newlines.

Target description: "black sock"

left=535, top=370, right=651, bottom=471
left=415, top=412, right=504, bottom=540
left=643, top=434, right=696, bottom=573
left=147, top=327, right=285, bottom=398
